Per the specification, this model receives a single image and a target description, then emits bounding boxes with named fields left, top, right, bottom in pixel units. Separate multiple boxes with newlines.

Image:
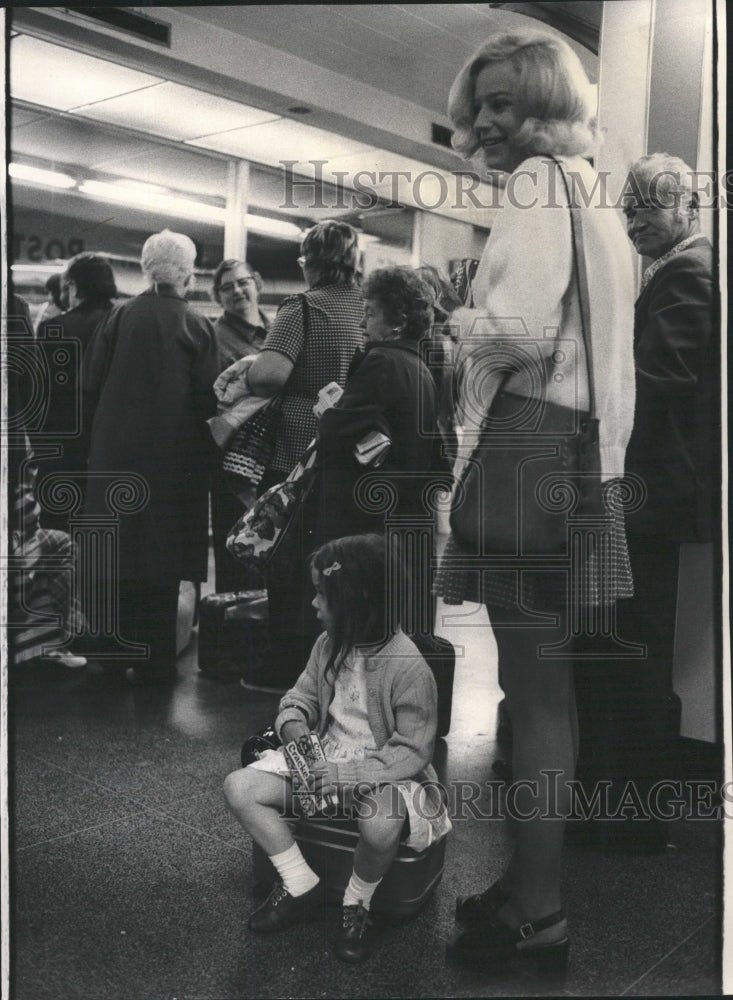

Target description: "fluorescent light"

left=246, top=214, right=303, bottom=240
left=109, top=178, right=170, bottom=197
left=79, top=179, right=163, bottom=207
left=74, top=177, right=300, bottom=236
left=78, top=179, right=226, bottom=224
left=12, top=263, right=66, bottom=274
left=9, top=162, right=76, bottom=189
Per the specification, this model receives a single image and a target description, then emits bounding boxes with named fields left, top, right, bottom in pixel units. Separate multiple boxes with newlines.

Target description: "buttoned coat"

left=625, top=238, right=716, bottom=541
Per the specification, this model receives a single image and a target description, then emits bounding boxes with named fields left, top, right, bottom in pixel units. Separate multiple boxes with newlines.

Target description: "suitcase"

left=409, top=632, right=455, bottom=738
left=253, top=813, right=448, bottom=920
left=197, top=590, right=269, bottom=683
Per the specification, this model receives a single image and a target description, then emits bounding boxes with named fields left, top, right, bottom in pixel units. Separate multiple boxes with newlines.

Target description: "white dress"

left=249, top=649, right=451, bottom=851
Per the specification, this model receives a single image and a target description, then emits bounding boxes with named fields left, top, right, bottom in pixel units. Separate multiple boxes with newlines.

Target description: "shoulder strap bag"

left=221, top=294, right=310, bottom=490
left=449, top=157, right=603, bottom=557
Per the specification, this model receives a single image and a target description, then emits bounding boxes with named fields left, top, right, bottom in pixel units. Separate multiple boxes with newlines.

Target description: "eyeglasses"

left=219, top=277, right=256, bottom=293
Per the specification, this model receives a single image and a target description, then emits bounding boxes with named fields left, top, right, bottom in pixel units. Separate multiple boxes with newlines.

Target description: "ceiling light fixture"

left=77, top=177, right=301, bottom=237
left=78, top=179, right=226, bottom=223
left=9, top=162, right=77, bottom=189
left=245, top=214, right=303, bottom=240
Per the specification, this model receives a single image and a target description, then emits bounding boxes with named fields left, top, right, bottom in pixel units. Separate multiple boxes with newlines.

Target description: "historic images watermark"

left=280, top=160, right=729, bottom=212
left=282, top=773, right=728, bottom=824
left=4, top=310, right=150, bottom=657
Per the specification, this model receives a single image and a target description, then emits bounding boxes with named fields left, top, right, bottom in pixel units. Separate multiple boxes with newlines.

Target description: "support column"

left=595, top=0, right=655, bottom=208
left=224, top=159, right=249, bottom=259
left=646, top=0, right=710, bottom=170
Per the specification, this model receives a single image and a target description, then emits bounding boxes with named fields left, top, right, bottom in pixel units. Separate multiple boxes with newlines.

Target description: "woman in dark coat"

left=314, top=266, right=449, bottom=544
left=35, top=253, right=117, bottom=529
left=306, top=267, right=451, bottom=645
left=83, top=230, right=218, bottom=685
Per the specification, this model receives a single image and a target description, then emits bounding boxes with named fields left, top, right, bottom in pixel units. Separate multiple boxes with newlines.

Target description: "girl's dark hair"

left=64, top=253, right=117, bottom=303
left=310, top=533, right=403, bottom=680
left=362, top=266, right=435, bottom=341
left=301, top=220, right=358, bottom=287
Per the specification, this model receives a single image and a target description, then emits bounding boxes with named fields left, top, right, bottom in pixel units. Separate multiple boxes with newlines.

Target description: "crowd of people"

left=7, top=26, right=716, bottom=978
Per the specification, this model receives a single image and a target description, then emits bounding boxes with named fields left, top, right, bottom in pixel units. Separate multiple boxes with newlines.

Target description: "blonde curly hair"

left=448, top=29, right=596, bottom=162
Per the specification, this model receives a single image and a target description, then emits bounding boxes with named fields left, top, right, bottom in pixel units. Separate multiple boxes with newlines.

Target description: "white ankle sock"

left=269, top=843, right=319, bottom=898
left=343, top=870, right=382, bottom=911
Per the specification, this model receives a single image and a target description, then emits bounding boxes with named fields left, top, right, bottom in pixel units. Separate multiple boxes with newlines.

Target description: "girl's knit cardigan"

left=275, top=629, right=438, bottom=789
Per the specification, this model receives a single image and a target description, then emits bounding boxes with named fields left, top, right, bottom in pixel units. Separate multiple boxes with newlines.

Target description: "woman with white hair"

left=83, top=230, right=218, bottom=685
left=435, top=30, right=636, bottom=975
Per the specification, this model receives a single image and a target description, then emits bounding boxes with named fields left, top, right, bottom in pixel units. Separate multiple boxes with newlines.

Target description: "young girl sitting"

left=223, top=533, right=451, bottom=964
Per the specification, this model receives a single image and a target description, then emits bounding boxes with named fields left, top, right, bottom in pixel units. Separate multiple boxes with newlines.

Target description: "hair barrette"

left=322, top=561, right=341, bottom=576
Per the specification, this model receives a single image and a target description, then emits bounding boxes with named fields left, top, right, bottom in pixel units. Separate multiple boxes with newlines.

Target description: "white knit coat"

left=453, top=155, right=636, bottom=482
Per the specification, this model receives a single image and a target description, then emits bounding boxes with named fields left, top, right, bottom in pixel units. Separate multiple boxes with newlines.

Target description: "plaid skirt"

left=434, top=508, right=633, bottom=612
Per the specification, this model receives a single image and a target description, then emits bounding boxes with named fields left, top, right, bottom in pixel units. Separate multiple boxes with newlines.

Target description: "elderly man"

left=575, top=153, right=716, bottom=851
left=623, top=152, right=715, bottom=543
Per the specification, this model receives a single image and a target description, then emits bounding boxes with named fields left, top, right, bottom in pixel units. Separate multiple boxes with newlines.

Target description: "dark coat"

left=35, top=300, right=114, bottom=478
left=83, top=290, right=218, bottom=582
left=625, top=238, right=717, bottom=541
left=312, top=339, right=451, bottom=544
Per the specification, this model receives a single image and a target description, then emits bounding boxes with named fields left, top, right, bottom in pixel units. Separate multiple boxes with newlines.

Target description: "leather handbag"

left=450, top=157, right=603, bottom=558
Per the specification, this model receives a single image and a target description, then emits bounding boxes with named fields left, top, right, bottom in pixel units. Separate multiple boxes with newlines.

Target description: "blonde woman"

left=437, top=30, right=636, bottom=975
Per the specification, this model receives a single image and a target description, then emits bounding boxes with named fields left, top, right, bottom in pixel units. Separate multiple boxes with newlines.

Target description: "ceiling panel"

left=87, top=144, right=230, bottom=199
left=11, top=112, right=167, bottom=169
left=335, top=4, right=461, bottom=45
left=188, top=117, right=373, bottom=168
left=73, top=81, right=280, bottom=141
left=181, top=3, right=598, bottom=113
left=10, top=34, right=163, bottom=111
left=398, top=4, right=506, bottom=41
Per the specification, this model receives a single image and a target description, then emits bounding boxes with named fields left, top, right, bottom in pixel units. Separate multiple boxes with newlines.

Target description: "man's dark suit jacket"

left=625, top=237, right=716, bottom=541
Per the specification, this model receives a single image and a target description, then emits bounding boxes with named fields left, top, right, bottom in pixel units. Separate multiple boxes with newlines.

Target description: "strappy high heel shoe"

left=455, top=880, right=511, bottom=924
left=447, top=909, right=569, bottom=979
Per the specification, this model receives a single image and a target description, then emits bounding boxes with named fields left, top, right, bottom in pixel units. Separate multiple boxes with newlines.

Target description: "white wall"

left=413, top=211, right=488, bottom=277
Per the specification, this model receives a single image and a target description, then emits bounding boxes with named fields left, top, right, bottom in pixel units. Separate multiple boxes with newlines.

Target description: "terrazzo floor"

left=7, top=590, right=723, bottom=999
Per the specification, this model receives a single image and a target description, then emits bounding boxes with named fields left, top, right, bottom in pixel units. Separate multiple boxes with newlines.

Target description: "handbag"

left=450, top=157, right=603, bottom=557
left=226, top=439, right=318, bottom=574
left=220, top=293, right=311, bottom=490
left=220, top=396, right=282, bottom=488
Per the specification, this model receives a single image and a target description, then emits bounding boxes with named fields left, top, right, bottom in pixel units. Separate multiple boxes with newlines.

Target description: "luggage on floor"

left=253, top=813, right=448, bottom=920
left=409, top=632, right=455, bottom=738
left=197, top=590, right=268, bottom=683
